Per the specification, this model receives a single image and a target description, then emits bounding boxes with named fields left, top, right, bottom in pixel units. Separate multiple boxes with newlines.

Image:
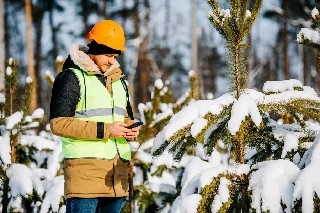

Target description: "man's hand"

left=109, top=121, right=130, bottom=138
left=125, top=126, right=140, bottom=141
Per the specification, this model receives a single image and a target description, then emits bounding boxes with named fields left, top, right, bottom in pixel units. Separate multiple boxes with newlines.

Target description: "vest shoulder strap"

left=120, top=78, right=134, bottom=120
left=69, top=68, right=88, bottom=110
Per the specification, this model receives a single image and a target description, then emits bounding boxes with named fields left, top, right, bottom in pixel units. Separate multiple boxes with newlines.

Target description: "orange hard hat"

left=86, top=20, right=126, bottom=51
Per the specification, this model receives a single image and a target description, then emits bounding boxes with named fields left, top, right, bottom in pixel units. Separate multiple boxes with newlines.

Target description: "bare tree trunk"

left=128, top=1, right=141, bottom=212
left=247, top=32, right=252, bottom=88
left=128, top=160, right=134, bottom=213
left=302, top=45, right=308, bottom=85
left=273, top=46, right=279, bottom=81
left=1, top=6, right=9, bottom=207
left=191, top=0, right=198, bottom=73
left=121, top=0, right=128, bottom=27
left=0, top=0, right=4, bottom=92
left=316, top=51, right=320, bottom=92
left=164, top=0, right=170, bottom=43
left=100, top=0, right=107, bottom=18
left=133, top=0, right=151, bottom=106
left=138, top=51, right=150, bottom=104
left=34, top=2, right=44, bottom=109
left=48, top=0, right=58, bottom=73
left=117, top=0, right=127, bottom=69
left=81, top=0, right=89, bottom=36
left=162, top=0, right=170, bottom=80
left=191, top=0, right=204, bottom=98
left=25, top=0, right=37, bottom=111
left=129, top=0, right=140, bottom=110
left=1, top=175, right=9, bottom=213
left=208, top=52, right=216, bottom=94
left=281, top=0, right=289, bottom=80
left=140, top=0, right=151, bottom=104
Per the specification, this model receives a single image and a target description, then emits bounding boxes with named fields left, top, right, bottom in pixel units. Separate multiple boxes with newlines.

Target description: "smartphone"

left=126, top=121, right=143, bottom=129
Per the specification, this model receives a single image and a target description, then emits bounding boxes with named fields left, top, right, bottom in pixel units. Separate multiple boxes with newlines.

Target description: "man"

left=50, top=20, right=139, bottom=213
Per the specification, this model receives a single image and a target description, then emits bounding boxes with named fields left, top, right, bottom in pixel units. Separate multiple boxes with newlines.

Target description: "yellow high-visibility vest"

left=60, top=68, right=131, bottom=161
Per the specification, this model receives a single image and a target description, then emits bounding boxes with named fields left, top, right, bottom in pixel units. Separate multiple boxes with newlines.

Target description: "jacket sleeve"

left=49, top=69, right=110, bottom=140
left=124, top=112, right=134, bottom=126
left=50, top=117, right=111, bottom=140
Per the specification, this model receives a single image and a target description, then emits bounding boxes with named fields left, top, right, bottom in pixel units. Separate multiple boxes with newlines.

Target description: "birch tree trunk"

left=25, top=0, right=37, bottom=111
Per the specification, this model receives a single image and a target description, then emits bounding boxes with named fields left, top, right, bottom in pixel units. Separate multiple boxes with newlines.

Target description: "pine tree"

left=122, top=74, right=203, bottom=212
left=0, top=59, right=64, bottom=212
left=152, top=1, right=320, bottom=212
left=297, top=7, right=320, bottom=70
left=207, top=0, right=262, bottom=100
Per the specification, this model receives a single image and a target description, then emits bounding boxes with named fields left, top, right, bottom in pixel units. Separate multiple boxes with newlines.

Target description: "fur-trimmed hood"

left=69, top=44, right=123, bottom=77
left=65, top=44, right=125, bottom=93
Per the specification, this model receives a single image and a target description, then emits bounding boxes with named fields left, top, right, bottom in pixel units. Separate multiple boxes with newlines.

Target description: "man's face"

left=90, top=54, right=119, bottom=73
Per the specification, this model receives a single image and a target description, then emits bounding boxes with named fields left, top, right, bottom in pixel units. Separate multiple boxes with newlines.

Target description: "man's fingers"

left=126, top=131, right=138, bottom=136
left=110, top=121, right=139, bottom=139
left=122, top=127, right=130, bottom=133
left=130, top=127, right=140, bottom=132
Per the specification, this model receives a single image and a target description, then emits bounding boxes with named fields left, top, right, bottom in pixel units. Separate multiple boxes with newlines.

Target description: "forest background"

left=1, top=0, right=320, bottom=212
left=1, top=0, right=320, bottom=118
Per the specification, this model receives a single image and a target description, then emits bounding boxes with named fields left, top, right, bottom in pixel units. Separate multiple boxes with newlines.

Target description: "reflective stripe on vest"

left=75, top=106, right=126, bottom=118
left=60, top=68, right=131, bottom=161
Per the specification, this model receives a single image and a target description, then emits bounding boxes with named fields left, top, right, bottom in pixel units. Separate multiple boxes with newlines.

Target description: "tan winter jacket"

left=50, top=44, right=134, bottom=198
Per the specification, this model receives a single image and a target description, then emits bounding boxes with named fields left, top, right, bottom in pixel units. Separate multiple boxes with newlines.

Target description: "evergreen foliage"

left=151, top=2, right=320, bottom=212
left=4, top=59, right=19, bottom=116
left=297, top=8, right=320, bottom=50
left=207, top=0, right=262, bottom=98
left=297, top=7, right=320, bottom=72
left=197, top=173, right=233, bottom=213
left=127, top=74, right=203, bottom=212
left=151, top=74, right=320, bottom=212
left=45, top=71, right=55, bottom=87
left=138, top=72, right=201, bottom=143
left=0, top=59, right=64, bottom=212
